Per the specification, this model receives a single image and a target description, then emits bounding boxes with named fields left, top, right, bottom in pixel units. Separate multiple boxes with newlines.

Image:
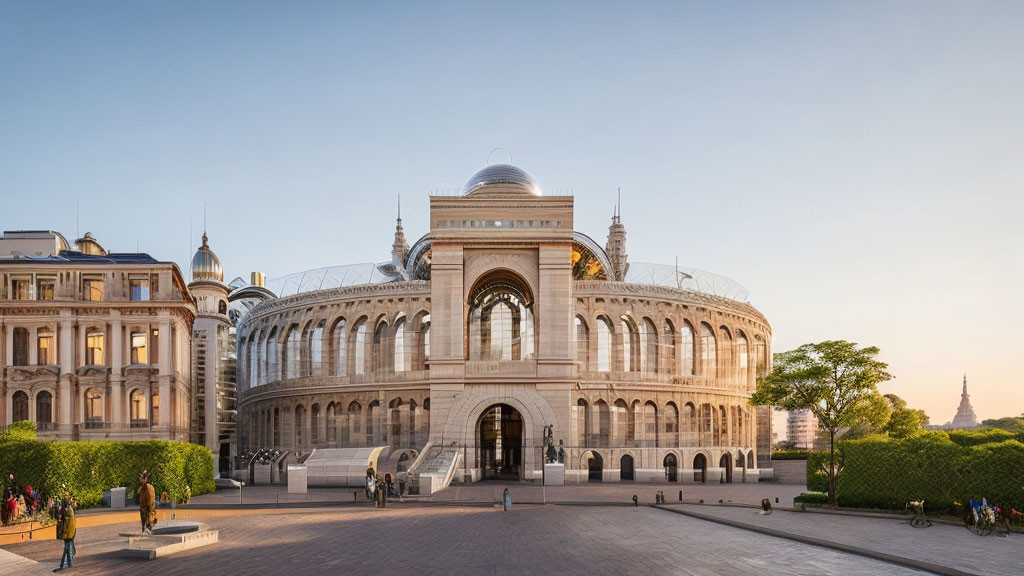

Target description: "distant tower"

left=188, top=232, right=235, bottom=477
left=392, top=194, right=411, bottom=266
left=605, top=188, right=629, bottom=281
left=948, top=374, right=979, bottom=429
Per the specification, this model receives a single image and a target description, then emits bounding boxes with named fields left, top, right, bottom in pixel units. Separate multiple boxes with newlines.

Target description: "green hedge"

left=807, top=431, right=1024, bottom=512
left=0, top=436, right=214, bottom=508
left=771, top=450, right=813, bottom=460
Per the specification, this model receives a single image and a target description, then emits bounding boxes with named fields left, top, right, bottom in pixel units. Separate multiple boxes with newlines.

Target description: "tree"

left=751, top=340, right=892, bottom=506
left=981, top=416, right=1024, bottom=433
left=882, top=394, right=928, bottom=438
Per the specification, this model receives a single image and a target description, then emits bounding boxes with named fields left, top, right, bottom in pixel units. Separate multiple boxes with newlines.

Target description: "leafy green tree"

left=751, top=340, right=892, bottom=506
left=882, top=394, right=928, bottom=438
left=981, top=416, right=1024, bottom=433
left=843, top=392, right=892, bottom=439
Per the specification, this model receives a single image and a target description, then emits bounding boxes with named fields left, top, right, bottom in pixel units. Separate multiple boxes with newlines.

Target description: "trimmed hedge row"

left=0, top=433, right=214, bottom=508
left=807, top=431, right=1024, bottom=512
left=770, top=450, right=814, bottom=460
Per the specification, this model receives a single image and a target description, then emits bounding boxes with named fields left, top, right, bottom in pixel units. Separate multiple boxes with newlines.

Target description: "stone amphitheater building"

left=236, top=164, right=772, bottom=489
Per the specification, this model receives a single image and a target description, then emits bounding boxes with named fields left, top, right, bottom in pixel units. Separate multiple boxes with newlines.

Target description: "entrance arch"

left=620, top=454, right=635, bottom=481
left=719, top=453, right=733, bottom=483
left=664, top=453, right=678, bottom=482
left=478, top=404, right=523, bottom=480
left=582, top=451, right=603, bottom=482
left=693, top=453, right=707, bottom=483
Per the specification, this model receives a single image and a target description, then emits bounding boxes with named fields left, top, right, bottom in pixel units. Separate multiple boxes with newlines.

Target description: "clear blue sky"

left=2, top=1, right=1022, bottom=423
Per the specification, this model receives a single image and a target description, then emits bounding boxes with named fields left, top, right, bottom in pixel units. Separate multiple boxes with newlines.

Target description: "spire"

left=605, top=187, right=629, bottom=281
left=391, top=193, right=410, bottom=266
left=962, top=373, right=968, bottom=396
left=948, top=373, right=978, bottom=429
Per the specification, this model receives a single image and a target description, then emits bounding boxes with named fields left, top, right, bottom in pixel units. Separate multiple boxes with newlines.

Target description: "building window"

left=332, top=320, right=347, bottom=376
left=681, top=322, right=695, bottom=376
left=85, top=389, right=104, bottom=427
left=467, top=272, right=534, bottom=362
left=86, top=329, right=105, bottom=365
left=700, top=323, right=716, bottom=378
left=131, top=331, right=148, bottom=364
left=12, top=327, right=29, bottom=366
left=575, top=316, right=589, bottom=369
left=83, top=277, right=104, bottom=301
left=150, top=274, right=160, bottom=297
left=373, top=322, right=390, bottom=373
left=37, top=278, right=55, bottom=300
left=150, top=329, right=159, bottom=364
left=597, top=316, right=612, bottom=373
left=621, top=316, right=640, bottom=373
left=130, top=278, right=150, bottom=301
left=151, top=391, right=160, bottom=426
left=394, top=318, right=406, bottom=373
left=37, top=330, right=55, bottom=365
left=311, top=321, right=325, bottom=376
left=130, top=389, right=148, bottom=427
left=12, top=278, right=31, bottom=300
left=36, top=391, right=53, bottom=425
left=352, top=319, right=368, bottom=375
left=12, top=391, right=29, bottom=422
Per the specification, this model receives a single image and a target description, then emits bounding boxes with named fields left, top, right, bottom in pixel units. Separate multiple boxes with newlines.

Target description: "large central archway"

left=478, top=404, right=523, bottom=481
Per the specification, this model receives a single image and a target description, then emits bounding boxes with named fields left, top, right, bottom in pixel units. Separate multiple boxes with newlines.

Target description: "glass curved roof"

left=623, top=262, right=750, bottom=301
left=265, top=262, right=400, bottom=298
left=462, top=164, right=541, bottom=196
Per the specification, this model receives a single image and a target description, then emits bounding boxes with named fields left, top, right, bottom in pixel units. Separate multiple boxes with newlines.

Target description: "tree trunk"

left=827, top=429, right=837, bottom=507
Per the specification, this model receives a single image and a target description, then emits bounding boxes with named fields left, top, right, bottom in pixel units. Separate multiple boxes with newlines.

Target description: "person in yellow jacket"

left=138, top=471, right=157, bottom=535
left=54, top=495, right=76, bottom=572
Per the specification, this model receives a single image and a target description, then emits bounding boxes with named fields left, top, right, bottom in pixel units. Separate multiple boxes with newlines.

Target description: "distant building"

left=934, top=375, right=979, bottom=430
left=787, top=408, right=818, bottom=450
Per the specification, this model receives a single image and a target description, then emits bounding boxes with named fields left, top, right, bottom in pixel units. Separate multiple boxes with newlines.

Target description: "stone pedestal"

left=253, top=464, right=272, bottom=485
left=744, top=469, right=761, bottom=483
left=544, top=463, right=565, bottom=486
left=705, top=467, right=724, bottom=484
left=287, top=465, right=307, bottom=494
left=103, top=487, right=126, bottom=508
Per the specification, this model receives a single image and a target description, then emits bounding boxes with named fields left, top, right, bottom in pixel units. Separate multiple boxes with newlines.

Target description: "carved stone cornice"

left=6, top=365, right=60, bottom=382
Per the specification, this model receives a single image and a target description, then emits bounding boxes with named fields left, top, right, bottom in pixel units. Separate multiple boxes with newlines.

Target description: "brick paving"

left=667, top=504, right=1022, bottom=576
left=186, top=481, right=807, bottom=507
left=2, top=504, right=934, bottom=576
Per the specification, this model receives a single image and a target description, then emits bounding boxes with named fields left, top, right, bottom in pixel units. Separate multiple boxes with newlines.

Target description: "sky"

left=1, top=1, right=1022, bottom=425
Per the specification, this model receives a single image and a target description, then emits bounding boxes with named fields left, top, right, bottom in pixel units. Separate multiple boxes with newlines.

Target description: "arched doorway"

left=664, top=453, right=678, bottom=482
left=736, top=451, right=746, bottom=482
left=693, top=453, right=707, bottom=483
left=584, top=451, right=603, bottom=482
left=620, top=454, right=635, bottom=481
left=478, top=404, right=523, bottom=480
left=720, top=453, right=733, bottom=483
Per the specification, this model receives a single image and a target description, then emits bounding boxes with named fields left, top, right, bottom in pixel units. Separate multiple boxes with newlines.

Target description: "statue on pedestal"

left=557, top=440, right=565, bottom=464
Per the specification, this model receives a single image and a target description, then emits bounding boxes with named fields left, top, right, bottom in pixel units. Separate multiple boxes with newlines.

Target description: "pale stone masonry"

left=0, top=230, right=195, bottom=441
left=236, top=164, right=774, bottom=486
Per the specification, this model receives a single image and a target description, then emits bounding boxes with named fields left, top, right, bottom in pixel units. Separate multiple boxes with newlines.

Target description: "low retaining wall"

left=771, top=460, right=807, bottom=485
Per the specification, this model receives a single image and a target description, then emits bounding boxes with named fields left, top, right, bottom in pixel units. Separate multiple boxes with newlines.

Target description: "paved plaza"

left=5, top=499, right=1018, bottom=576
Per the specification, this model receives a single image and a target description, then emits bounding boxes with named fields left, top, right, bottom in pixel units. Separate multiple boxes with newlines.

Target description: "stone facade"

left=0, top=231, right=195, bottom=441
left=236, top=165, right=773, bottom=485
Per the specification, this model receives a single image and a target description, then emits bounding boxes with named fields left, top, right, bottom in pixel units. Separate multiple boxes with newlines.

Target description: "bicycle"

left=964, top=499, right=996, bottom=536
left=907, top=500, right=931, bottom=528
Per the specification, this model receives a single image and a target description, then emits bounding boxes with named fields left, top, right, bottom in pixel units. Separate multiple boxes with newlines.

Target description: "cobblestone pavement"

left=187, top=481, right=806, bottom=507
left=2, top=505, right=933, bottom=576
left=667, top=504, right=1022, bottom=576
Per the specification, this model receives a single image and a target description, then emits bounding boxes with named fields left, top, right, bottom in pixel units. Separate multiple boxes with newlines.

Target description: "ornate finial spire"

left=201, top=232, right=209, bottom=248
left=392, top=193, right=410, bottom=265
left=605, top=187, right=629, bottom=281
left=962, top=373, right=968, bottom=396
left=948, top=373, right=978, bottom=429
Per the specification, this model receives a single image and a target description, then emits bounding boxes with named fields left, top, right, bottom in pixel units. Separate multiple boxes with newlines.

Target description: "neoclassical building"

left=236, top=164, right=772, bottom=487
left=0, top=230, right=195, bottom=441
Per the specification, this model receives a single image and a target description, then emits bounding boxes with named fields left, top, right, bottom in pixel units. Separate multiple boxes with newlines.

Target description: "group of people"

left=2, top=473, right=46, bottom=526
left=364, top=467, right=403, bottom=508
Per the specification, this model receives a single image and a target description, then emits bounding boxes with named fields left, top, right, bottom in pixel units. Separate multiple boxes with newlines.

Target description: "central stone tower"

left=427, top=164, right=574, bottom=482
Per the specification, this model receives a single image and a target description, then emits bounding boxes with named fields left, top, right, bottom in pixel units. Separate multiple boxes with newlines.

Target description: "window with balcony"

left=85, top=389, right=104, bottom=428
left=130, top=389, right=148, bottom=428
left=129, top=278, right=150, bottom=301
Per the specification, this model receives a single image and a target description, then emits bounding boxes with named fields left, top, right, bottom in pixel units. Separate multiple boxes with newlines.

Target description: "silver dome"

left=462, top=164, right=541, bottom=196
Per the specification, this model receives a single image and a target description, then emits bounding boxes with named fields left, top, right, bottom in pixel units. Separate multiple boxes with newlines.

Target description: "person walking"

left=53, top=495, right=75, bottom=572
left=138, top=471, right=156, bottom=534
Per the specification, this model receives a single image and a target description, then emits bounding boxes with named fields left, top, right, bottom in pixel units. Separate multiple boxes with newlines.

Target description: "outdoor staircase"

left=406, top=442, right=461, bottom=495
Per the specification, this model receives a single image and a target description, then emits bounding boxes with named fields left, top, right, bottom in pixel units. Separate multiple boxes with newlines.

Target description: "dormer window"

left=130, top=278, right=150, bottom=301
left=11, top=278, right=30, bottom=300
left=83, top=277, right=104, bottom=301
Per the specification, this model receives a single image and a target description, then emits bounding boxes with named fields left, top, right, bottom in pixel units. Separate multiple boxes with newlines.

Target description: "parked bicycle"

left=907, top=500, right=931, bottom=528
left=964, top=498, right=996, bottom=536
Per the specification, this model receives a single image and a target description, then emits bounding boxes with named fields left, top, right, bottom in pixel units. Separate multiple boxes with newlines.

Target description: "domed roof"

left=462, top=164, right=541, bottom=196
left=191, top=233, right=224, bottom=282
